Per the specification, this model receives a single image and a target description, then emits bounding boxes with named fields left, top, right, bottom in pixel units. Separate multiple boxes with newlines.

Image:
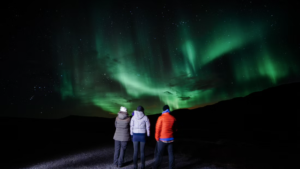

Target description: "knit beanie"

left=120, top=106, right=127, bottom=112
left=137, top=106, right=144, bottom=112
left=163, top=105, right=170, bottom=111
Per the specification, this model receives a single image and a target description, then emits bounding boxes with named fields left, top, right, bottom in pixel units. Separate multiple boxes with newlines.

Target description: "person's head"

left=120, top=106, right=127, bottom=112
left=163, top=105, right=170, bottom=111
left=137, top=105, right=144, bottom=112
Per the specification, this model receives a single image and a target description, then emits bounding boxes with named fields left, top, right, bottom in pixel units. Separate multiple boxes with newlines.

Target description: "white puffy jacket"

left=130, top=110, right=150, bottom=136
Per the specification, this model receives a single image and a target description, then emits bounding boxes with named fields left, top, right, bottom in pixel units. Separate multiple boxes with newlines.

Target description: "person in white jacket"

left=130, top=106, right=150, bottom=169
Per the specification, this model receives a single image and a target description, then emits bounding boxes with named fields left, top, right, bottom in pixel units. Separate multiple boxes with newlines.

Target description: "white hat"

left=120, top=106, right=127, bottom=112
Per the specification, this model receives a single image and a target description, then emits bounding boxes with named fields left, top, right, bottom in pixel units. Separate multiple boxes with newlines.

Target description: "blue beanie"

left=137, top=106, right=144, bottom=112
left=163, top=105, right=169, bottom=111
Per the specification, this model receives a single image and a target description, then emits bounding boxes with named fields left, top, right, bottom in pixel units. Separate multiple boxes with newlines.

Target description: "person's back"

left=154, top=105, right=176, bottom=169
left=155, top=112, right=176, bottom=142
left=113, top=106, right=131, bottom=168
left=130, top=106, right=150, bottom=169
left=131, top=110, right=150, bottom=135
left=114, top=110, right=131, bottom=141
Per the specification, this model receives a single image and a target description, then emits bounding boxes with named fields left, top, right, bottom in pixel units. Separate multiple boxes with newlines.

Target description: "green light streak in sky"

left=56, top=9, right=300, bottom=117
left=234, top=47, right=294, bottom=85
left=60, top=70, right=74, bottom=99
left=258, top=51, right=288, bottom=84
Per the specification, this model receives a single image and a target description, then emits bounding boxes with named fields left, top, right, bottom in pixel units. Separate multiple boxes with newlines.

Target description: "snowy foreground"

left=21, top=142, right=234, bottom=169
left=15, top=138, right=294, bottom=169
left=22, top=144, right=191, bottom=169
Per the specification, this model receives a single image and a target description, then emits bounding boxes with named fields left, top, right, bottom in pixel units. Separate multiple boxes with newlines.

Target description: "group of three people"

left=113, top=105, right=176, bottom=169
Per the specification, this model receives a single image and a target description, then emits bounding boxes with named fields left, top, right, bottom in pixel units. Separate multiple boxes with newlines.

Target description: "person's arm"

left=146, top=116, right=150, bottom=137
left=155, top=117, right=162, bottom=141
left=130, top=117, right=134, bottom=136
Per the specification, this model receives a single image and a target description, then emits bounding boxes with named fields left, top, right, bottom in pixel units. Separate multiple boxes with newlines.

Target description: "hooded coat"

left=113, top=111, right=131, bottom=141
left=130, top=110, right=150, bottom=136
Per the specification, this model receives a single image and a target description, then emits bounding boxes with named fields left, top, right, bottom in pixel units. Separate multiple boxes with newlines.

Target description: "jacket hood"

left=118, top=111, right=128, bottom=120
left=134, top=110, right=145, bottom=119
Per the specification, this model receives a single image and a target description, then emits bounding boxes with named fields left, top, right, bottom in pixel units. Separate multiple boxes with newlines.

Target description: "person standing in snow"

left=153, top=105, right=177, bottom=169
left=130, top=106, right=150, bottom=169
left=113, top=106, right=131, bottom=168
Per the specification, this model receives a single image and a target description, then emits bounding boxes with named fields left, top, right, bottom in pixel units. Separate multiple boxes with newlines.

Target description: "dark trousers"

left=133, top=141, right=146, bottom=169
left=114, top=140, right=128, bottom=166
left=153, top=141, right=174, bottom=169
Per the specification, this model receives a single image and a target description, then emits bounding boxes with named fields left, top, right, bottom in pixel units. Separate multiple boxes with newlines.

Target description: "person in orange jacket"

left=153, top=105, right=176, bottom=169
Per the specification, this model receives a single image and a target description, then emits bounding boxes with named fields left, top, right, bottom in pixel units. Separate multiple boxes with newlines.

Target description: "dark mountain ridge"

left=1, top=82, right=299, bottom=169
left=170, top=82, right=299, bottom=145
left=1, top=82, right=299, bottom=145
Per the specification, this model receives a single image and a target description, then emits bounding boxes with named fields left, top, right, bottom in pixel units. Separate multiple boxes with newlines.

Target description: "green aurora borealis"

left=53, top=1, right=300, bottom=117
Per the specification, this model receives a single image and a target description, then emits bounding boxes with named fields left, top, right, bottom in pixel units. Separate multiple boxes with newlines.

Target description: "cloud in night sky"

left=178, top=97, right=191, bottom=101
left=164, top=91, right=173, bottom=95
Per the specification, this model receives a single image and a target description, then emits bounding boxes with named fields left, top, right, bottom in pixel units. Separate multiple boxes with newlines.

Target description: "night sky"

left=1, top=0, right=300, bottom=118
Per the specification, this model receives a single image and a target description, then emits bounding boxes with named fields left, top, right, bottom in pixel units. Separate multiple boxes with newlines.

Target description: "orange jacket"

left=155, top=113, right=176, bottom=141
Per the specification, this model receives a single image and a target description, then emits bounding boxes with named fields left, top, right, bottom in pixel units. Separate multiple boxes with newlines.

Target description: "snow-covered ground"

left=14, top=138, right=294, bottom=169
left=21, top=142, right=234, bottom=169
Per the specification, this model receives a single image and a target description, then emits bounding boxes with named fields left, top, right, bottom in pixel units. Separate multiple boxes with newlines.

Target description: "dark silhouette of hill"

left=0, top=82, right=299, bottom=168
left=1, top=82, right=299, bottom=144
left=171, top=82, right=300, bottom=145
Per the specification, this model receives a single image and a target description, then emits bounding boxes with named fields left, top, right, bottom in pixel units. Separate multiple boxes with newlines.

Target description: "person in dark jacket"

left=113, top=106, right=131, bottom=168
left=153, top=105, right=177, bottom=169
left=130, top=106, right=150, bottom=169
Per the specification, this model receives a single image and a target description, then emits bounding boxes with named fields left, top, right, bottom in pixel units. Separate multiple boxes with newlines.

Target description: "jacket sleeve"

left=155, top=117, right=162, bottom=141
left=130, top=117, right=134, bottom=135
left=115, top=118, right=117, bottom=128
left=146, top=116, right=150, bottom=137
